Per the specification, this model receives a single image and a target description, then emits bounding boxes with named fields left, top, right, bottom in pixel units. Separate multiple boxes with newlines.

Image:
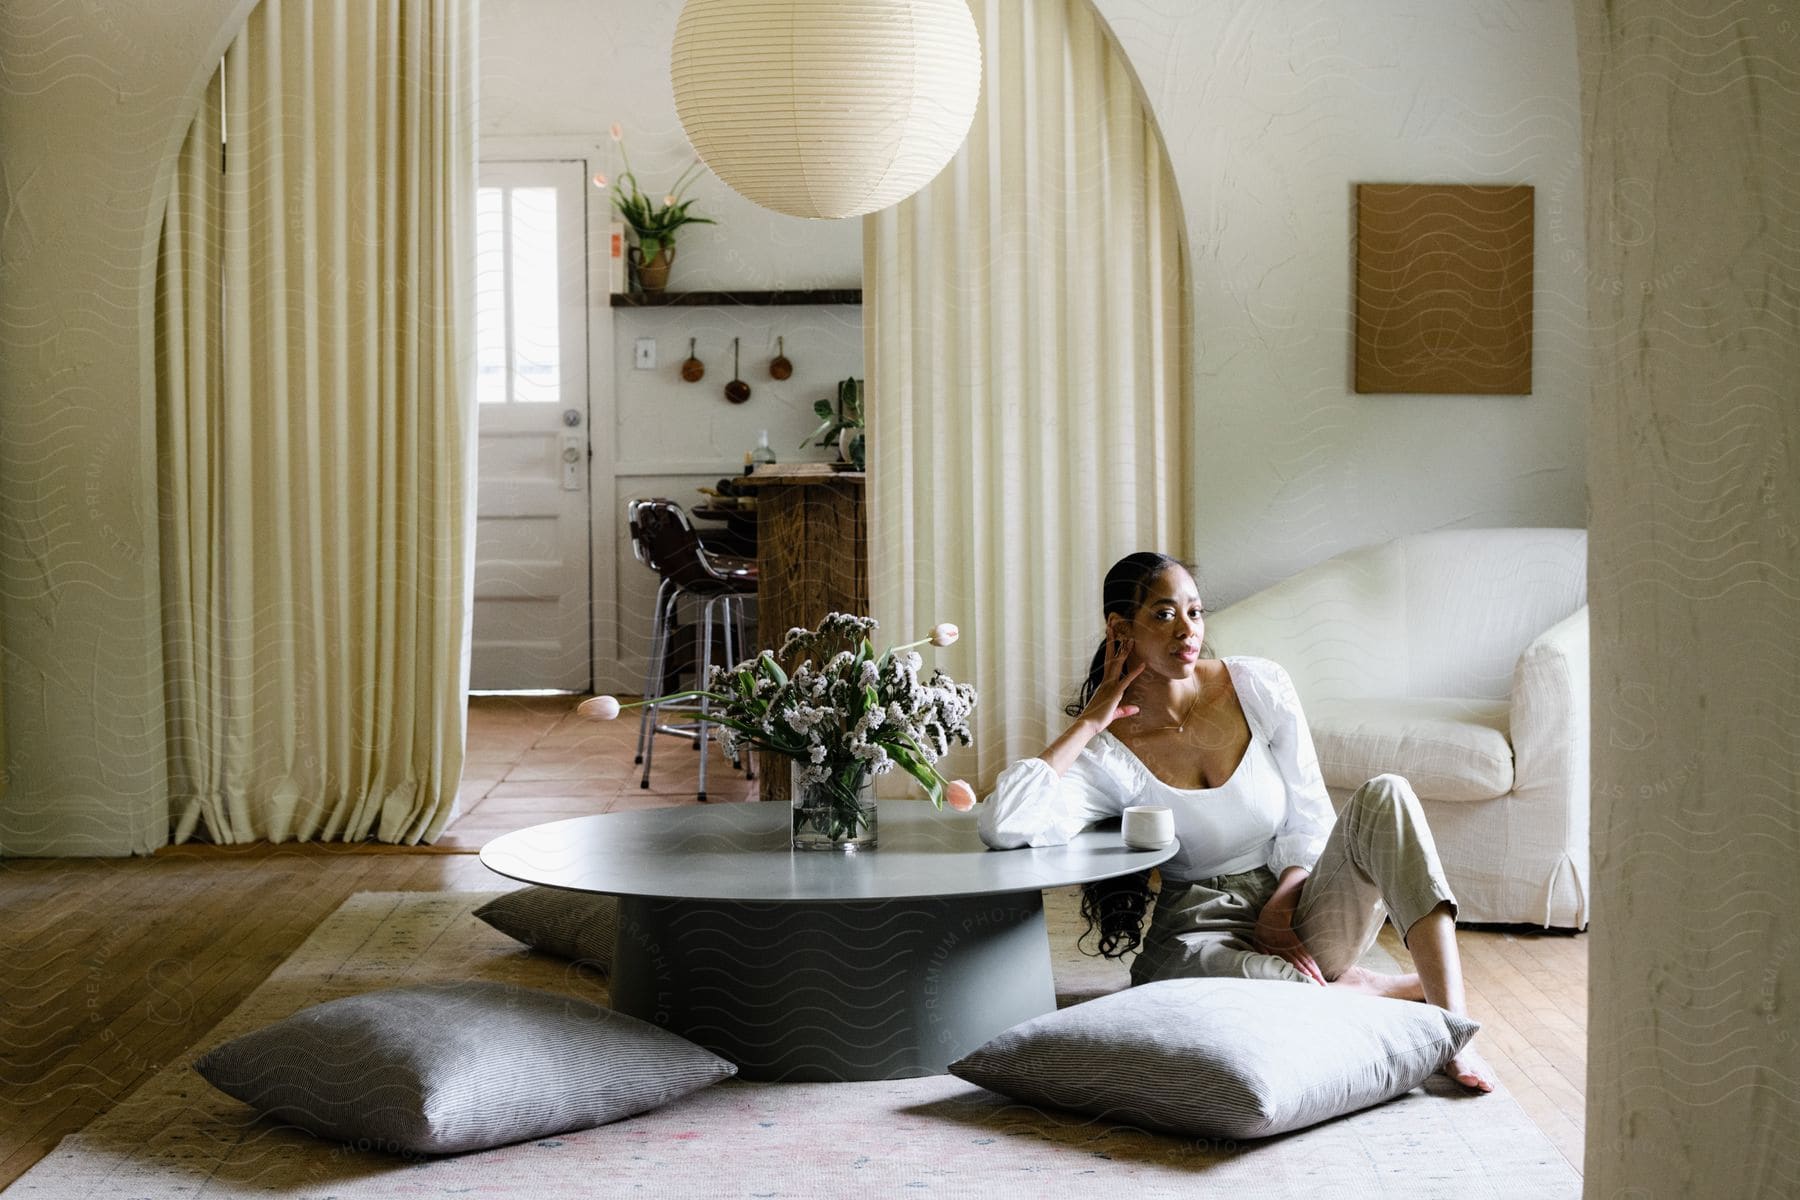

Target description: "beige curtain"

left=155, top=0, right=476, bottom=844
left=866, top=0, right=1190, bottom=789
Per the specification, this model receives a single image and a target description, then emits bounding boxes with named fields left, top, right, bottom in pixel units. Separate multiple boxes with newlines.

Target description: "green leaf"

left=700, top=714, right=804, bottom=756
left=799, top=416, right=838, bottom=449
left=838, top=377, right=864, bottom=424
left=886, top=742, right=947, bottom=807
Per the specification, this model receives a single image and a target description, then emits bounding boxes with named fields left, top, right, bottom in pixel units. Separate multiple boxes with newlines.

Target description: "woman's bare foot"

left=1330, top=964, right=1426, bottom=1001
left=1443, top=1044, right=1498, bottom=1093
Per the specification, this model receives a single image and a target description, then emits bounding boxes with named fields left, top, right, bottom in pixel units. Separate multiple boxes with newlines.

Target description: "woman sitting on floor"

left=978, top=551, right=1496, bottom=1092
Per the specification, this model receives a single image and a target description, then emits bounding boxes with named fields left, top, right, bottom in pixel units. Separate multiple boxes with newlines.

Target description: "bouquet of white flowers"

left=584, top=613, right=977, bottom=848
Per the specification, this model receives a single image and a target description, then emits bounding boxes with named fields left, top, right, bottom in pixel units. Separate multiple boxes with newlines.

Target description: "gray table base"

left=609, top=892, right=1056, bottom=1082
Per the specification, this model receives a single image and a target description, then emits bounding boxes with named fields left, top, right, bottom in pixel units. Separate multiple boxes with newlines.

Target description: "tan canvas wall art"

left=1355, top=183, right=1534, bottom=395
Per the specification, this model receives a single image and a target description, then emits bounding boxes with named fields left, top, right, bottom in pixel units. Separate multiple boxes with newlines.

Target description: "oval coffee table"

left=480, top=799, right=1176, bottom=1082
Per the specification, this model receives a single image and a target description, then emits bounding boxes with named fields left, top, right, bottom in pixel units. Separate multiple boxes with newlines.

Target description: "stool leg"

left=641, top=585, right=679, bottom=789
left=697, top=595, right=716, bottom=802
left=738, top=596, right=756, bottom=781
left=636, top=577, right=673, bottom=766
left=688, top=592, right=704, bottom=752
left=722, top=594, right=736, bottom=675
left=720, top=596, right=741, bottom=773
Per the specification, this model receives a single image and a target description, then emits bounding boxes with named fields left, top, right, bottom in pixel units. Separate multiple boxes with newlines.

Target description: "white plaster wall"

left=1576, top=2, right=1800, bottom=1193
left=0, top=0, right=261, bottom=854
left=1092, top=0, right=1590, bottom=604
left=0, top=0, right=869, bottom=850
left=609, top=305, right=863, bottom=683
left=480, top=0, right=865, bottom=692
left=4, top=13, right=1798, bottom=1188
left=481, top=0, right=862, bottom=293
left=0, top=1, right=1597, bottom=836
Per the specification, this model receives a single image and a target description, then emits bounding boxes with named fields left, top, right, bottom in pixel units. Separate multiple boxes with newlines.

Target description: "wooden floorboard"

left=0, top=695, right=1587, bottom=1187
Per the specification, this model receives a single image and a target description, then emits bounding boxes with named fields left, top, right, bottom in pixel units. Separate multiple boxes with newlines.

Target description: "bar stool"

left=626, top=498, right=758, bottom=801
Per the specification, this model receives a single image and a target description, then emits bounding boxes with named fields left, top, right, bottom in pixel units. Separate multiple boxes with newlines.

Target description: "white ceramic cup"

left=1121, top=805, right=1175, bottom=850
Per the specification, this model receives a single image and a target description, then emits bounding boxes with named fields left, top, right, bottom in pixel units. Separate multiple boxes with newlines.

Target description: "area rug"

left=8, top=890, right=1580, bottom=1199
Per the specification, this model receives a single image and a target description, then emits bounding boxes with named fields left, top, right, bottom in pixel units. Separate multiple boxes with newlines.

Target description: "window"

left=475, top=184, right=563, bottom=404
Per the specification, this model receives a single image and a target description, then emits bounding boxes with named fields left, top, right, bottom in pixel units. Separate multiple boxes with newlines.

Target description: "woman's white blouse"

left=978, top=656, right=1335, bottom=882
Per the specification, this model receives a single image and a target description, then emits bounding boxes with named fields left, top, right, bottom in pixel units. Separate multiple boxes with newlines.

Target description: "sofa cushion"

left=1398, top=528, right=1588, bottom=701
left=1308, top=697, right=1513, bottom=802
left=948, top=977, right=1479, bottom=1140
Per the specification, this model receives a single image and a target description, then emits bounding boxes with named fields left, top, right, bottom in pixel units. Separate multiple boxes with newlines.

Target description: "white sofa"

left=1204, top=528, right=1588, bottom=928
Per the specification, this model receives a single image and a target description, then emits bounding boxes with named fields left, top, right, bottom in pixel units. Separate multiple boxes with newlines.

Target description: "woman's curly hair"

left=1078, top=869, right=1158, bottom=959
left=1068, top=551, right=1187, bottom=960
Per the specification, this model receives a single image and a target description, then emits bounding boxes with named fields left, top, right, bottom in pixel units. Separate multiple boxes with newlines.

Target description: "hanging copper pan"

left=724, top=337, right=751, bottom=404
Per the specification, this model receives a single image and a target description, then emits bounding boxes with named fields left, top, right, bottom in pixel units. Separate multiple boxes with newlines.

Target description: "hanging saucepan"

left=680, top=337, right=705, bottom=382
left=769, top=336, right=793, bottom=380
left=724, top=337, right=751, bottom=404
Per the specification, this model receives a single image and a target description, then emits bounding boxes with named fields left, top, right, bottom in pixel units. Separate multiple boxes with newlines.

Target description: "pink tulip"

left=946, top=779, right=977, bottom=811
left=609, top=123, right=624, bottom=141
left=579, top=695, right=622, bottom=721
left=930, top=623, right=960, bottom=648
left=591, top=172, right=608, bottom=189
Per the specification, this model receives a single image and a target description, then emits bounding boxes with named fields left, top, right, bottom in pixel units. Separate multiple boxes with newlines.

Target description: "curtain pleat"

left=155, top=0, right=475, bottom=845
left=156, top=70, right=226, bottom=845
left=868, top=0, right=1190, bottom=789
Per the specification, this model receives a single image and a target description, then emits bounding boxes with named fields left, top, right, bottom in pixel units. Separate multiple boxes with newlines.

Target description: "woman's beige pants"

left=1130, top=773, right=1457, bottom=986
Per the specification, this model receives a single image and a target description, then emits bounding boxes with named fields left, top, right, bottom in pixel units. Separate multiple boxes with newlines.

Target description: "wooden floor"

left=0, top=696, right=1585, bottom=1189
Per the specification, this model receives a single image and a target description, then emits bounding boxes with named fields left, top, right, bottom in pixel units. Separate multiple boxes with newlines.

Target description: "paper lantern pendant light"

left=671, top=0, right=982, bottom=220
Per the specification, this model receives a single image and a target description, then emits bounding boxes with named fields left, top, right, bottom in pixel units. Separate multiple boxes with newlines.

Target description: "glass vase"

left=791, top=765, right=878, bottom=851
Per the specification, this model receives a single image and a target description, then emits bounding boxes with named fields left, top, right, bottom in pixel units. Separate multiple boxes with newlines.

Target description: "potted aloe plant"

left=595, top=124, right=714, bottom=291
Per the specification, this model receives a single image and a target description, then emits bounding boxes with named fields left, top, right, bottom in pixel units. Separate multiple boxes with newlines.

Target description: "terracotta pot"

left=632, top=245, right=676, bottom=292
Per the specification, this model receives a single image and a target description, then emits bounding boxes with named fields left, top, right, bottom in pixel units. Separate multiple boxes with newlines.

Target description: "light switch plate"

left=634, top=338, right=657, bottom=369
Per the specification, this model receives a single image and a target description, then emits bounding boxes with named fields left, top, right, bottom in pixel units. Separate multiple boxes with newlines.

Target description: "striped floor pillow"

left=949, top=977, right=1477, bottom=1139
left=473, top=887, right=618, bottom=969
left=195, top=982, right=733, bottom=1155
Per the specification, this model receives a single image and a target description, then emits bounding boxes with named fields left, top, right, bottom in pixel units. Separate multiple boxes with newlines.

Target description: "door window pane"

left=474, top=187, right=507, bottom=405
left=509, top=187, right=560, bottom=404
left=472, top=185, right=562, bottom=404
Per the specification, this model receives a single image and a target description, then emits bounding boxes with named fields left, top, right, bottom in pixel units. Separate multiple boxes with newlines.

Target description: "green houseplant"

left=801, top=377, right=865, bottom=468
left=596, top=124, right=714, bottom=291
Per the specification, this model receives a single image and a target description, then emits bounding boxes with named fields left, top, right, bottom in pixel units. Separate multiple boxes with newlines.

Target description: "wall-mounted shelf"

left=611, top=289, right=862, bottom=308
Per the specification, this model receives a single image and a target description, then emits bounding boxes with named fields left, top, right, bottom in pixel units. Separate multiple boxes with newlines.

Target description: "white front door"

left=471, top=160, right=591, bottom=691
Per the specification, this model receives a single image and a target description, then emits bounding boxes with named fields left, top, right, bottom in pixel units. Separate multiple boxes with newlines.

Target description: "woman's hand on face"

left=1253, top=903, right=1327, bottom=986
left=1080, top=635, right=1144, bottom=730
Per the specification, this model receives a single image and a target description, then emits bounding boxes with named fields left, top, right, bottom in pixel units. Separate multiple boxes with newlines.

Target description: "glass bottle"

left=750, top=429, right=777, bottom=469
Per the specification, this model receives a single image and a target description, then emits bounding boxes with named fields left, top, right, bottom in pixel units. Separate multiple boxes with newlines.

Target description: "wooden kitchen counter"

left=735, top=468, right=867, bottom=802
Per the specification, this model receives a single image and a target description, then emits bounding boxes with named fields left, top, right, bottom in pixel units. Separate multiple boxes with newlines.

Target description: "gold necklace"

left=1136, top=683, right=1202, bottom=734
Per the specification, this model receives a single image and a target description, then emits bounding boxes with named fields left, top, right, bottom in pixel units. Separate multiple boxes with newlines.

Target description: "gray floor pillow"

left=949, top=977, right=1478, bottom=1140
left=194, top=981, right=734, bottom=1155
left=474, top=886, right=617, bottom=969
